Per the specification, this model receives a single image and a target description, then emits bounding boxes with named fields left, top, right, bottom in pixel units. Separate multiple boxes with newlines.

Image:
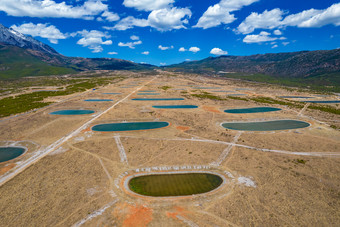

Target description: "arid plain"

left=1, top=71, right=340, bottom=226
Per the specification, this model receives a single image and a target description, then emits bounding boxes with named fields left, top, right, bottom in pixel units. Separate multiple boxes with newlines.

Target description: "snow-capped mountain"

left=0, top=23, right=59, bottom=55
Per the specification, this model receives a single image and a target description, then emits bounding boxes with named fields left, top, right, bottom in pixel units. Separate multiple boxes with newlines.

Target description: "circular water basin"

left=137, top=93, right=161, bottom=95
left=0, top=146, right=26, bottom=163
left=279, top=96, right=312, bottom=99
left=235, top=88, right=252, bottom=91
left=50, top=110, right=95, bottom=115
left=227, top=94, right=246, bottom=96
left=84, top=99, right=113, bottom=102
left=212, top=90, right=233, bottom=93
left=222, top=120, right=310, bottom=131
left=131, top=98, right=184, bottom=101
left=153, top=105, right=198, bottom=109
left=193, top=87, right=221, bottom=89
left=224, top=107, right=281, bottom=114
left=92, top=121, right=169, bottom=132
left=304, top=100, right=340, bottom=104
left=128, top=172, right=224, bottom=197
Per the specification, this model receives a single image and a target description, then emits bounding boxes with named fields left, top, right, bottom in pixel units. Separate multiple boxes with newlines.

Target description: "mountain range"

left=166, top=50, right=340, bottom=91
left=0, top=23, right=339, bottom=91
left=167, top=50, right=340, bottom=78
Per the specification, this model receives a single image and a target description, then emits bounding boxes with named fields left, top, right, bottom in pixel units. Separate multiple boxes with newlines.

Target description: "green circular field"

left=128, top=172, right=223, bottom=197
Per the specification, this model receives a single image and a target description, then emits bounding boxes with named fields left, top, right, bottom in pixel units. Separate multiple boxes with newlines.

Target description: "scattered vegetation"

left=330, top=125, right=339, bottom=130
left=294, top=159, right=307, bottom=164
left=249, top=96, right=304, bottom=108
left=307, top=104, right=340, bottom=115
left=220, top=73, right=340, bottom=93
left=190, top=91, right=224, bottom=100
left=226, top=96, right=248, bottom=101
left=159, top=85, right=172, bottom=91
left=0, top=75, right=122, bottom=118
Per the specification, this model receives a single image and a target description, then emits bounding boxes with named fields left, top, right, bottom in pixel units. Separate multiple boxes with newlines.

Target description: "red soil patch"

left=81, top=127, right=92, bottom=133
left=0, top=163, right=16, bottom=175
left=176, top=126, right=190, bottom=131
left=202, top=106, right=222, bottom=113
left=166, top=206, right=190, bottom=221
left=113, top=203, right=153, bottom=227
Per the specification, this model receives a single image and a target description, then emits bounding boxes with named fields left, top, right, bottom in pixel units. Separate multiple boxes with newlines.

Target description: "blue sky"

left=0, top=0, right=339, bottom=66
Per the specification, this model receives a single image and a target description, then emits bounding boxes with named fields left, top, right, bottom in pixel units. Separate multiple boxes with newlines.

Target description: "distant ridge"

left=166, top=49, right=340, bottom=78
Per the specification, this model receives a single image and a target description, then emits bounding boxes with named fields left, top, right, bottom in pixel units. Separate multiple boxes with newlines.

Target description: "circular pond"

left=92, top=121, right=169, bottom=132
left=50, top=110, right=95, bottom=115
left=0, top=146, right=26, bottom=163
left=128, top=172, right=224, bottom=197
left=227, top=94, right=246, bottom=96
left=304, top=100, right=340, bottom=104
left=193, top=87, right=221, bottom=89
left=224, top=107, right=281, bottom=114
left=213, top=90, right=233, bottom=93
left=137, top=93, right=161, bottom=95
left=279, top=96, right=311, bottom=99
left=131, top=98, right=184, bottom=101
left=153, top=105, right=198, bottom=109
left=84, top=99, right=113, bottom=102
left=222, top=120, right=310, bottom=131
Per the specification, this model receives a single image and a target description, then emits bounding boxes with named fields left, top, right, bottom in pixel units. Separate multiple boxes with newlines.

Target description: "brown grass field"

left=0, top=71, right=340, bottom=226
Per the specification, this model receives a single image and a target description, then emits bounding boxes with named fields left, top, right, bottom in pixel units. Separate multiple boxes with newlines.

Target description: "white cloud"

left=0, top=0, right=109, bottom=20
left=243, top=31, right=278, bottom=43
left=160, top=62, right=166, bottom=66
left=282, top=9, right=321, bottom=27
left=101, top=11, right=119, bottom=22
left=148, top=7, right=192, bottom=31
left=273, top=29, right=282, bottom=35
left=130, top=35, right=139, bottom=40
left=111, top=16, right=148, bottom=31
left=210, top=47, right=228, bottom=55
left=189, top=47, right=200, bottom=53
left=288, top=3, right=340, bottom=28
left=113, top=7, right=191, bottom=31
left=11, top=23, right=66, bottom=44
left=179, top=46, right=200, bottom=53
left=272, top=44, right=278, bottom=48
left=118, top=40, right=142, bottom=49
left=237, top=3, right=340, bottom=34
left=123, top=0, right=174, bottom=11
left=74, top=30, right=112, bottom=53
left=194, top=0, right=258, bottom=29
left=282, top=41, right=290, bottom=46
left=141, top=51, right=149, bottom=55
left=158, top=45, right=173, bottom=50
left=108, top=51, right=118, bottom=55
left=237, top=8, right=284, bottom=34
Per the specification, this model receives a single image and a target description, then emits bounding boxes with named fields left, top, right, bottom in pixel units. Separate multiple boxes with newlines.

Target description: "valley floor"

left=0, top=71, right=340, bottom=226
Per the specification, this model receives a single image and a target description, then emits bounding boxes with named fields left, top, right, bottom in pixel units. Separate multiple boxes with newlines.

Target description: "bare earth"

left=0, top=72, right=340, bottom=226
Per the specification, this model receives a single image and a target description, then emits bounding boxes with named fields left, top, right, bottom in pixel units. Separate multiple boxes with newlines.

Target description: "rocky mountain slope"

left=0, top=24, right=153, bottom=79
